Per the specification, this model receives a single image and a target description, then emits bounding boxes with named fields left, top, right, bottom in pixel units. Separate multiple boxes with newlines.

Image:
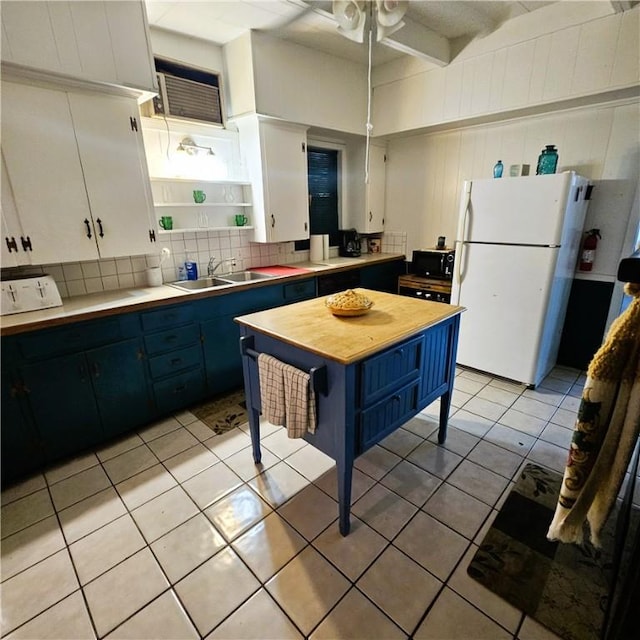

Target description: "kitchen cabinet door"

left=1, top=154, right=29, bottom=267
left=1, top=1, right=156, bottom=93
left=261, top=121, right=310, bottom=242
left=2, top=82, right=155, bottom=264
left=69, top=92, right=155, bottom=259
left=87, top=339, right=151, bottom=438
left=237, top=116, right=310, bottom=243
left=364, top=145, right=386, bottom=233
left=1, top=368, right=44, bottom=482
left=201, top=315, right=244, bottom=393
left=19, top=353, right=103, bottom=463
left=1, top=82, right=100, bottom=263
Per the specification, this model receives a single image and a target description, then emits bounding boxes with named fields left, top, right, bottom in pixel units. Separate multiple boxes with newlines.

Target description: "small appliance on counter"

left=1, top=274, right=63, bottom=315
left=338, top=228, right=361, bottom=257
left=411, top=249, right=455, bottom=280
left=397, top=248, right=456, bottom=303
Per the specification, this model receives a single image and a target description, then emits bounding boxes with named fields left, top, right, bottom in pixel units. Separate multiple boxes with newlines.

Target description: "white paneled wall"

left=373, top=7, right=639, bottom=136
left=385, top=101, right=639, bottom=280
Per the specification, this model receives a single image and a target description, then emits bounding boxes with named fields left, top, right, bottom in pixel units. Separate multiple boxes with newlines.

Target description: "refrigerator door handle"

left=457, top=181, right=472, bottom=243
left=453, top=240, right=464, bottom=304
left=453, top=181, right=472, bottom=305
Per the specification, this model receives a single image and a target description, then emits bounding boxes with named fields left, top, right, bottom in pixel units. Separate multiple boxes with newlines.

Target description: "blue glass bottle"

left=493, top=160, right=504, bottom=178
left=536, top=145, right=558, bottom=175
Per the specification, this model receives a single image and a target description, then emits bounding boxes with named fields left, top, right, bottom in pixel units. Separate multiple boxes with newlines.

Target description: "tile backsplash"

left=2, top=231, right=407, bottom=298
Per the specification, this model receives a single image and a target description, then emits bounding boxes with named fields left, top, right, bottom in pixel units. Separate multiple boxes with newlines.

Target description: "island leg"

left=247, top=406, right=262, bottom=464
left=336, top=458, right=354, bottom=536
left=438, top=390, right=452, bottom=444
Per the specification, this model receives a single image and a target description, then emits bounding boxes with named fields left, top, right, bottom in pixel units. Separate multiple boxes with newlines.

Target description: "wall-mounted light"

left=177, top=137, right=215, bottom=156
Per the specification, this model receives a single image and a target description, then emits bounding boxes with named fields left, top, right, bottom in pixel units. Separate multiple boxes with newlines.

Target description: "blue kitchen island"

left=236, top=289, right=464, bottom=535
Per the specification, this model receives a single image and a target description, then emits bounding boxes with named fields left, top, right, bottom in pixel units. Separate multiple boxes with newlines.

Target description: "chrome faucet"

left=207, top=256, right=237, bottom=276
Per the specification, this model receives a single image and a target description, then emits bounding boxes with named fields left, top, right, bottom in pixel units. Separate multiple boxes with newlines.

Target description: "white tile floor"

left=0, top=365, right=589, bottom=639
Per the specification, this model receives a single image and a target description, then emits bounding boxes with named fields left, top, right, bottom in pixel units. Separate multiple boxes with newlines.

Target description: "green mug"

left=159, top=216, right=173, bottom=230
left=235, top=214, right=248, bottom=226
left=193, top=190, right=206, bottom=204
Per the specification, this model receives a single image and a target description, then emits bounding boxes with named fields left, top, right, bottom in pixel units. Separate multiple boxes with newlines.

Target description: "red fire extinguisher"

left=579, top=228, right=601, bottom=271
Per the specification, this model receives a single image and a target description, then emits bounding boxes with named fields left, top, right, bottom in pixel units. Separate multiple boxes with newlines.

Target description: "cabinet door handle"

left=369, top=211, right=373, bottom=222
left=271, top=214, right=275, bottom=228
left=84, top=219, right=92, bottom=239
left=91, top=362, right=100, bottom=377
left=5, top=236, right=18, bottom=252
left=21, top=236, right=32, bottom=251
left=96, top=218, right=104, bottom=238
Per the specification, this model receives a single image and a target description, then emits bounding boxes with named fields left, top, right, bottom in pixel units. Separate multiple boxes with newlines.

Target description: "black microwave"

left=411, top=250, right=455, bottom=280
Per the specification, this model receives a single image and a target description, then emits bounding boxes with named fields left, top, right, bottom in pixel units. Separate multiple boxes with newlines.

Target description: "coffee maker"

left=339, top=228, right=361, bottom=257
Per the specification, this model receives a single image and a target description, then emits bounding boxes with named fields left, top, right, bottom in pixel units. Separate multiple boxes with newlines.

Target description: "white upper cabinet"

left=344, top=142, right=386, bottom=234
left=0, top=0, right=156, bottom=94
left=365, top=145, right=387, bottom=234
left=236, top=116, right=310, bottom=243
left=2, top=82, right=155, bottom=264
left=68, top=92, right=156, bottom=259
left=1, top=154, right=28, bottom=268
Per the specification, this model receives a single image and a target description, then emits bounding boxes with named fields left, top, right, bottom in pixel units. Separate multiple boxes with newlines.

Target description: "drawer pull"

left=392, top=394, right=401, bottom=402
left=173, top=385, right=186, bottom=394
left=394, top=348, right=404, bottom=357
left=165, top=335, right=179, bottom=343
left=170, top=358, right=183, bottom=366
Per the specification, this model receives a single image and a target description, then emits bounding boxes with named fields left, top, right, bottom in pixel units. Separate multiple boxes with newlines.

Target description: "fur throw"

left=547, top=282, right=640, bottom=546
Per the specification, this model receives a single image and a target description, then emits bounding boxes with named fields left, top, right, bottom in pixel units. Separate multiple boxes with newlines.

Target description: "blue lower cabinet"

left=358, top=379, right=419, bottom=452
left=1, top=370, right=44, bottom=482
left=360, top=261, right=405, bottom=293
left=88, top=339, right=152, bottom=438
left=19, top=353, right=103, bottom=463
left=153, top=368, right=205, bottom=414
left=201, top=315, right=243, bottom=394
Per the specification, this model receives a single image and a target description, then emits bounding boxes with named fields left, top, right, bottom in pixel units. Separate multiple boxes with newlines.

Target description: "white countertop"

left=1, top=253, right=405, bottom=335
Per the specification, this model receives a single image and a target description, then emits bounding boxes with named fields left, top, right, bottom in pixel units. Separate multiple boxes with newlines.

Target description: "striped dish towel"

left=283, top=364, right=317, bottom=438
left=257, top=353, right=317, bottom=438
left=257, top=353, right=286, bottom=426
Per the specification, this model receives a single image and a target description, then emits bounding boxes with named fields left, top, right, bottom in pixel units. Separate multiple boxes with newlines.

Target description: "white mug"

left=146, top=267, right=163, bottom=287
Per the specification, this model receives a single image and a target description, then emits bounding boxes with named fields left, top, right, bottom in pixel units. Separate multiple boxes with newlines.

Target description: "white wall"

left=385, top=100, right=639, bottom=282
left=372, top=5, right=639, bottom=136
left=226, top=31, right=369, bottom=135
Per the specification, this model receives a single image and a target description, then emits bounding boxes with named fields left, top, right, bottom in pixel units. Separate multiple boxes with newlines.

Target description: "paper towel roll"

left=322, top=234, right=330, bottom=260
left=310, top=235, right=324, bottom=262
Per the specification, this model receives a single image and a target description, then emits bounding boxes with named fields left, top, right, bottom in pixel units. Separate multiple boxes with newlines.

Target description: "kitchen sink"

left=167, top=271, right=275, bottom=292
left=167, top=277, right=233, bottom=291
left=218, top=271, right=275, bottom=283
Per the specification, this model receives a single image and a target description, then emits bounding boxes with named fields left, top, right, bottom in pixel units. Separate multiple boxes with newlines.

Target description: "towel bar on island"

left=239, top=335, right=328, bottom=396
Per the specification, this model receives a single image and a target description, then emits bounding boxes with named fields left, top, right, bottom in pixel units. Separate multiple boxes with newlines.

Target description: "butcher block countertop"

left=236, top=289, right=465, bottom=365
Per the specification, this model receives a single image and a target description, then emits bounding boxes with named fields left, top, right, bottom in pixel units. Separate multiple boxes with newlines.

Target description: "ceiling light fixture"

left=332, top=0, right=408, bottom=44
left=177, top=137, right=215, bottom=156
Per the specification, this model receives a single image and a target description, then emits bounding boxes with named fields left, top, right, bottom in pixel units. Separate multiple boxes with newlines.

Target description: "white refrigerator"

left=451, top=172, right=591, bottom=387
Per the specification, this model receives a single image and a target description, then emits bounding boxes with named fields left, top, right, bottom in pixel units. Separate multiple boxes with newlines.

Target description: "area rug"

left=189, top=388, right=248, bottom=434
left=467, top=463, right=615, bottom=640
